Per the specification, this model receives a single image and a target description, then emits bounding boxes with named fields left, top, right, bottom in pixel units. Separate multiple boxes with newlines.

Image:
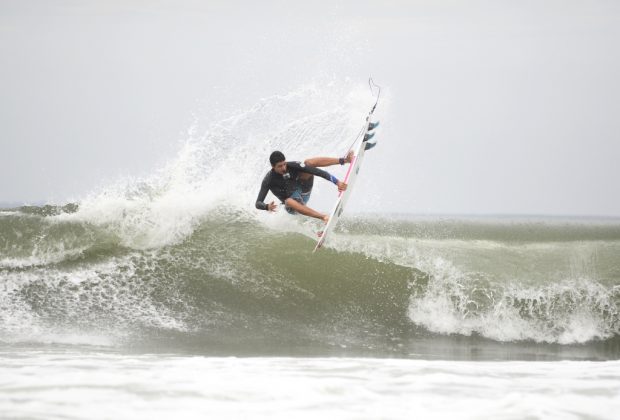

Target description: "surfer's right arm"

left=255, top=174, right=277, bottom=212
left=292, top=162, right=347, bottom=193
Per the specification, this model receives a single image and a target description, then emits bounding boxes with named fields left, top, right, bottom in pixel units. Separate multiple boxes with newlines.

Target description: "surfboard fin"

left=364, top=131, right=375, bottom=142
left=368, top=121, right=380, bottom=131
left=364, top=140, right=377, bottom=151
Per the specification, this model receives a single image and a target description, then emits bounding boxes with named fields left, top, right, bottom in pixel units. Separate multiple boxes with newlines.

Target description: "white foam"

left=0, top=253, right=187, bottom=345
left=0, top=248, right=87, bottom=269
left=0, top=211, right=19, bottom=216
left=1, top=355, right=618, bottom=420
left=329, top=233, right=619, bottom=344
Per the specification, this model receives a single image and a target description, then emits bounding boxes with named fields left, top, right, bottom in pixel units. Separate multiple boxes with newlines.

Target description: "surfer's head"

left=270, top=151, right=287, bottom=174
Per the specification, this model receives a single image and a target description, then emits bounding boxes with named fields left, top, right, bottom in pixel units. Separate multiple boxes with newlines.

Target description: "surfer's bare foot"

left=344, top=150, right=354, bottom=163
left=322, top=215, right=329, bottom=223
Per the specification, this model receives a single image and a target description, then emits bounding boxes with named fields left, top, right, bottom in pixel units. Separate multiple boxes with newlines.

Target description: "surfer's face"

left=273, top=161, right=287, bottom=175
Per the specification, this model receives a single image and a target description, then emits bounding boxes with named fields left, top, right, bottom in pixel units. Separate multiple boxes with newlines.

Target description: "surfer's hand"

left=344, top=150, right=354, bottom=163
left=267, top=201, right=277, bottom=212
left=337, top=181, right=347, bottom=192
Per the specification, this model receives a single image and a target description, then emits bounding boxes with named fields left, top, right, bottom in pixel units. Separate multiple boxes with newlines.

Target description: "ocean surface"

left=1, top=87, right=619, bottom=418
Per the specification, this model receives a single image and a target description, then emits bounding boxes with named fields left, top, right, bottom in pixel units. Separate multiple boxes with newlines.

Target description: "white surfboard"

left=313, top=107, right=378, bottom=252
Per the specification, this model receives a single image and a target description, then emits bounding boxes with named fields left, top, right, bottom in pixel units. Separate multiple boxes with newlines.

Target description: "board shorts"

left=285, top=185, right=312, bottom=215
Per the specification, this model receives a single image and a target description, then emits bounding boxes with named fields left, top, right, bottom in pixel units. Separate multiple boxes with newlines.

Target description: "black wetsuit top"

left=255, top=161, right=336, bottom=210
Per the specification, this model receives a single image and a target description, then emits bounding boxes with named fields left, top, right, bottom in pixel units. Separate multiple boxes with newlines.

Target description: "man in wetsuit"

left=255, top=150, right=352, bottom=223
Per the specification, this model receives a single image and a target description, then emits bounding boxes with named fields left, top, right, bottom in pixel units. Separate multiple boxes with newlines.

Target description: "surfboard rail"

left=313, top=91, right=379, bottom=252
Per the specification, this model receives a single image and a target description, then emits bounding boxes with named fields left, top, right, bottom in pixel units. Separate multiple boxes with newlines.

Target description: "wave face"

left=1, top=84, right=619, bottom=358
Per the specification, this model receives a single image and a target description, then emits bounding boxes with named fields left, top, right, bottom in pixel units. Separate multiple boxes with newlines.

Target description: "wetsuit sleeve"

left=255, top=174, right=270, bottom=210
left=289, top=162, right=339, bottom=184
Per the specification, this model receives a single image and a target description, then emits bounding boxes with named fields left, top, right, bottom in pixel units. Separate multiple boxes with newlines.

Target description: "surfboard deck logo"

left=314, top=79, right=380, bottom=252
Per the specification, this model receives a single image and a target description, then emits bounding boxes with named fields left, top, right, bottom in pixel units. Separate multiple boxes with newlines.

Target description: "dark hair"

left=269, top=151, right=286, bottom=166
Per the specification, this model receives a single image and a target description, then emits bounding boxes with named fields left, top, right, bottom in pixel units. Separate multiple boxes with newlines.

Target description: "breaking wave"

left=1, top=82, right=619, bottom=357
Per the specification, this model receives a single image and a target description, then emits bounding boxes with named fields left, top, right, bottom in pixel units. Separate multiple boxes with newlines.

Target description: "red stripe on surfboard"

left=339, top=155, right=356, bottom=198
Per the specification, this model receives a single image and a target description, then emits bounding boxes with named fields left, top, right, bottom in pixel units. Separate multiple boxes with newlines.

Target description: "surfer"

left=255, top=151, right=351, bottom=222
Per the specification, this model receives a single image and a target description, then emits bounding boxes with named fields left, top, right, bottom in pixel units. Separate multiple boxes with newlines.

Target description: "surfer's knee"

left=285, top=197, right=303, bottom=209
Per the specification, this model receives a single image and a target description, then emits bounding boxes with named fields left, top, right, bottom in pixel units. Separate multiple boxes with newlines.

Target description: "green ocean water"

left=2, top=206, right=619, bottom=360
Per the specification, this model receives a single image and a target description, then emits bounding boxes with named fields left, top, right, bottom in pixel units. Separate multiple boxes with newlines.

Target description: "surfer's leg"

left=304, top=157, right=338, bottom=167
left=285, top=187, right=311, bottom=212
left=304, top=151, right=353, bottom=168
left=284, top=198, right=328, bottom=222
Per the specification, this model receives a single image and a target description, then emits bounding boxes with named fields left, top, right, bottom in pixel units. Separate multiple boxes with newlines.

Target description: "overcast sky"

left=1, top=0, right=619, bottom=216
